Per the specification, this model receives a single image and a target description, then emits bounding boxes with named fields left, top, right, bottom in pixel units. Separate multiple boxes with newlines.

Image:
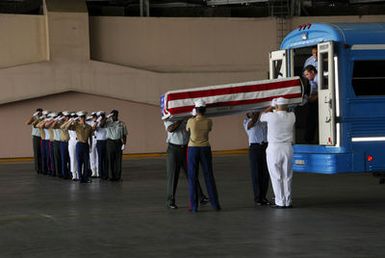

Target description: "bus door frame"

left=269, top=50, right=288, bottom=79
left=317, top=41, right=337, bottom=145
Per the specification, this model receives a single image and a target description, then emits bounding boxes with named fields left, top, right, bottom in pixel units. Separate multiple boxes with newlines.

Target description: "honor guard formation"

left=26, top=97, right=296, bottom=212
left=26, top=109, right=127, bottom=183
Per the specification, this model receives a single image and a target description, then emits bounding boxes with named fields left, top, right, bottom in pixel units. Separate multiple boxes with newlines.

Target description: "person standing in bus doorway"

left=260, top=97, right=296, bottom=209
left=164, top=118, right=209, bottom=209
left=303, top=64, right=319, bottom=144
left=186, top=100, right=221, bottom=213
left=244, top=112, right=271, bottom=207
left=304, top=47, right=318, bottom=70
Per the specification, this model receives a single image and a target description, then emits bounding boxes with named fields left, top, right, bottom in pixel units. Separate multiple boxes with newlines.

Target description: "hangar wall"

left=0, top=2, right=385, bottom=158
left=0, top=14, right=47, bottom=68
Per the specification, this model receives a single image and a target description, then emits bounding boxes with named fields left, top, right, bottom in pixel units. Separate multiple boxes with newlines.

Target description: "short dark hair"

left=196, top=107, right=206, bottom=115
left=36, top=108, right=43, bottom=112
left=111, top=109, right=119, bottom=115
left=304, top=65, right=317, bottom=73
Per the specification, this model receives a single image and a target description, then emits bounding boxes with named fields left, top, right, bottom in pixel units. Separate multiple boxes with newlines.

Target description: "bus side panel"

left=352, top=142, right=385, bottom=173
left=293, top=146, right=352, bottom=174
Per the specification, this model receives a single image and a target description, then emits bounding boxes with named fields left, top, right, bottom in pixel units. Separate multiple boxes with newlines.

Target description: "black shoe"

left=270, top=204, right=285, bottom=209
left=200, top=196, right=209, bottom=205
left=285, top=205, right=294, bottom=209
left=168, top=203, right=178, bottom=209
left=255, top=201, right=265, bottom=206
left=213, top=206, right=221, bottom=211
left=262, top=199, right=272, bottom=205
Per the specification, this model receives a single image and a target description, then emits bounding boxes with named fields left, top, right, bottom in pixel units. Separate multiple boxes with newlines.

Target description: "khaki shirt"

left=38, top=128, right=45, bottom=140
left=48, top=128, right=55, bottom=142
left=73, top=123, right=93, bottom=144
left=55, top=121, right=70, bottom=142
left=106, top=120, right=127, bottom=141
left=60, top=129, right=70, bottom=142
left=186, top=115, right=212, bottom=147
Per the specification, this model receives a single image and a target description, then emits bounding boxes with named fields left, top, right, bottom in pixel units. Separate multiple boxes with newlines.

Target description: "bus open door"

left=317, top=42, right=337, bottom=146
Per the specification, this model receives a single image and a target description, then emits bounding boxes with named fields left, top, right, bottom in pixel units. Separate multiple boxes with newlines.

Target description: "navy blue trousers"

left=48, top=141, right=55, bottom=175
left=41, top=140, right=49, bottom=175
left=76, top=142, right=90, bottom=182
left=96, top=140, right=108, bottom=180
left=60, top=141, right=70, bottom=178
left=187, top=146, right=220, bottom=212
left=249, top=143, right=269, bottom=202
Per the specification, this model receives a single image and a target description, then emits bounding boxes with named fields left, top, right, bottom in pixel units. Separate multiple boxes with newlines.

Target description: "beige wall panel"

left=47, top=12, right=90, bottom=61
left=0, top=14, right=47, bottom=68
left=89, top=17, right=276, bottom=73
left=1, top=92, right=247, bottom=158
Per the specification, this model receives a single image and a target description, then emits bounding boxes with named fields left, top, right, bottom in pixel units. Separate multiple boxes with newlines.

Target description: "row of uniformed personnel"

left=26, top=108, right=127, bottom=183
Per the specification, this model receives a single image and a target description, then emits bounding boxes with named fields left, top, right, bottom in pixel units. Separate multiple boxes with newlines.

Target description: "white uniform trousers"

left=266, top=142, right=293, bottom=207
left=68, top=137, right=78, bottom=180
left=90, top=136, right=99, bottom=177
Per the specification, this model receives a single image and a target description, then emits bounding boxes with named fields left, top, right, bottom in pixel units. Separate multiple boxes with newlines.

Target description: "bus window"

left=320, top=52, right=329, bottom=90
left=272, top=60, right=283, bottom=78
left=352, top=60, right=385, bottom=96
left=269, top=50, right=287, bottom=79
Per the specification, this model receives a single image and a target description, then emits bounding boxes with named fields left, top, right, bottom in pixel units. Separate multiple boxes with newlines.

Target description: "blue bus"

left=269, top=23, right=385, bottom=175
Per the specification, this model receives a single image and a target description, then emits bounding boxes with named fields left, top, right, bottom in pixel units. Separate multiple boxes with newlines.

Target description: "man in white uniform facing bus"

left=260, top=97, right=296, bottom=208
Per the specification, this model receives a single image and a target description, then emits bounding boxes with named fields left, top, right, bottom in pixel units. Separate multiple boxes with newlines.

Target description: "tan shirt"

left=73, top=123, right=93, bottom=143
left=186, top=115, right=212, bottom=147
left=60, top=129, right=70, bottom=142
left=48, top=128, right=55, bottom=142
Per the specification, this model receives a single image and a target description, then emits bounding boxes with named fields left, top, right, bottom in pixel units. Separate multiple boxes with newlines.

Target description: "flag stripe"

left=167, top=92, right=302, bottom=114
left=166, top=78, right=301, bottom=101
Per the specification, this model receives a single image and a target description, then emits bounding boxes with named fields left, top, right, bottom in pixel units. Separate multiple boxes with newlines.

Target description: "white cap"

left=276, top=97, right=289, bottom=105
left=42, top=110, right=49, bottom=115
left=48, top=112, right=57, bottom=118
left=194, top=99, right=206, bottom=108
left=96, top=111, right=105, bottom=116
left=62, top=111, right=70, bottom=116
left=91, top=112, right=97, bottom=116
left=76, top=111, right=87, bottom=117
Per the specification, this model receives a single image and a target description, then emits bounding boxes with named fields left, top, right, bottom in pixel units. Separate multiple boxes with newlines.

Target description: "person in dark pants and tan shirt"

left=186, top=99, right=221, bottom=213
left=164, top=118, right=208, bottom=209
left=67, top=111, right=93, bottom=183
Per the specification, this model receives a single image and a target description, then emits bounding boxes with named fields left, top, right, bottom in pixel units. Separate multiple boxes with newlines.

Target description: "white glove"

left=271, top=98, right=277, bottom=107
left=191, top=108, right=197, bottom=116
left=33, top=111, right=39, bottom=117
left=107, top=113, right=113, bottom=118
left=97, top=116, right=102, bottom=123
left=121, top=144, right=125, bottom=151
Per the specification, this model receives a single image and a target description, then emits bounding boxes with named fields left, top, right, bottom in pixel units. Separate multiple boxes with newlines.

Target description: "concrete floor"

left=0, top=155, right=384, bottom=258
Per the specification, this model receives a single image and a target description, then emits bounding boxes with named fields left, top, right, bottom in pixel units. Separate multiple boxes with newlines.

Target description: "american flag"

left=161, top=77, right=303, bottom=120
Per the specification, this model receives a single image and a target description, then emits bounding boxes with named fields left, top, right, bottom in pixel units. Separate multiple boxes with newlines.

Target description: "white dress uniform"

left=260, top=100, right=296, bottom=207
left=68, top=130, right=79, bottom=180
left=87, top=120, right=98, bottom=177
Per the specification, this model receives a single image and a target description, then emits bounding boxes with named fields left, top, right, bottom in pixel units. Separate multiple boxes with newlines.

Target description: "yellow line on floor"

left=0, top=149, right=248, bottom=164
